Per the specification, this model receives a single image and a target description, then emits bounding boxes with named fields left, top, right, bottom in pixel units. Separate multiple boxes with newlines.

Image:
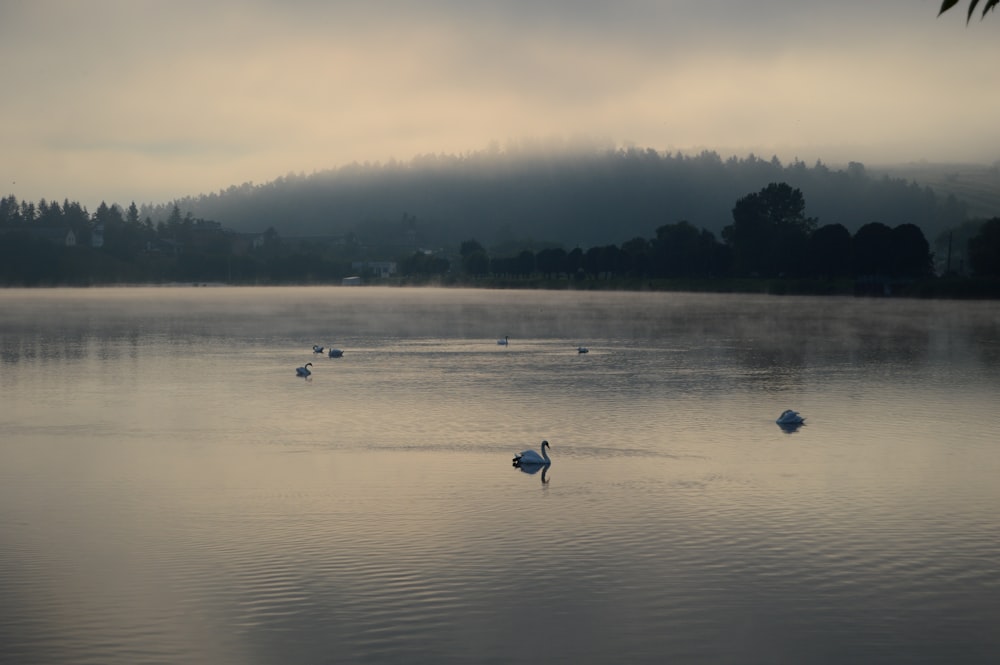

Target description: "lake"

left=1, top=286, right=999, bottom=664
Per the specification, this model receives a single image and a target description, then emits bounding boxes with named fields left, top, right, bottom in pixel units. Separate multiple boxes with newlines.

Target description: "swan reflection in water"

left=516, top=463, right=550, bottom=484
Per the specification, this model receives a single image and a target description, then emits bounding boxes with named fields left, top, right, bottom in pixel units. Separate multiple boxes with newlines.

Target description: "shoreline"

left=3, top=276, right=1000, bottom=300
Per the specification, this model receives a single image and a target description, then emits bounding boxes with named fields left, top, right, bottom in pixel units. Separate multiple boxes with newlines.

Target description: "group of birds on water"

left=295, top=345, right=345, bottom=377
left=299, top=336, right=588, bottom=376
left=296, top=337, right=805, bottom=475
left=498, top=335, right=588, bottom=353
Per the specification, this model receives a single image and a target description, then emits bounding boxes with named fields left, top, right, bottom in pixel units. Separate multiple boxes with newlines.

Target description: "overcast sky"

left=2, top=0, right=998, bottom=210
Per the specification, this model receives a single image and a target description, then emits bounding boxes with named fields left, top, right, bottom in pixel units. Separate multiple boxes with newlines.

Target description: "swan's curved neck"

left=541, top=443, right=550, bottom=462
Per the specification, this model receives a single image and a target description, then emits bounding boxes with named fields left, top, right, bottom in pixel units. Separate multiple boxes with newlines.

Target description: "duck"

left=497, top=336, right=509, bottom=346
left=776, top=409, right=805, bottom=425
left=577, top=346, right=589, bottom=354
left=513, top=440, right=551, bottom=466
left=328, top=348, right=344, bottom=358
left=296, top=362, right=313, bottom=377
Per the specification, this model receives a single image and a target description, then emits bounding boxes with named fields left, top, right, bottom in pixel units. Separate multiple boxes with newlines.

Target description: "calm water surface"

left=1, top=287, right=999, bottom=664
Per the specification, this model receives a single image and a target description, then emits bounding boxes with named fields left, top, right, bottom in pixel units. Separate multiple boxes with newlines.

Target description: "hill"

left=141, top=148, right=978, bottom=252
left=873, top=162, right=1000, bottom=221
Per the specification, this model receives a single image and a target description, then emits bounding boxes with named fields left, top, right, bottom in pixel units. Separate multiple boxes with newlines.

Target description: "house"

left=351, top=261, right=398, bottom=278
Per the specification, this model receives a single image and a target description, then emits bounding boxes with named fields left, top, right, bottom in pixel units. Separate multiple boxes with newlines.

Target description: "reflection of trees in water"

left=723, top=304, right=937, bottom=387
left=0, top=330, right=90, bottom=363
left=0, top=324, right=150, bottom=365
left=966, top=320, right=1000, bottom=369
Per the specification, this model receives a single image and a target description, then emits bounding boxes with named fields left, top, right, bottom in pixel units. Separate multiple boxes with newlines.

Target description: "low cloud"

left=2, top=0, right=998, bottom=208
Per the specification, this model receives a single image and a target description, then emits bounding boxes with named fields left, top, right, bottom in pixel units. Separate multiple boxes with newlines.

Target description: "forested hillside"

left=142, top=149, right=971, bottom=251
left=875, top=162, right=1000, bottom=221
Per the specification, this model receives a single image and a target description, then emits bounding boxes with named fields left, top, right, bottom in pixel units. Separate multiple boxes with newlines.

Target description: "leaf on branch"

left=938, top=0, right=961, bottom=15
left=967, top=0, right=982, bottom=22
left=939, top=0, right=998, bottom=21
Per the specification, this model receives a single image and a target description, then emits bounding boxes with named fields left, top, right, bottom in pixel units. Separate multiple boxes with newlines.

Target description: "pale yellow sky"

left=1, top=0, right=998, bottom=210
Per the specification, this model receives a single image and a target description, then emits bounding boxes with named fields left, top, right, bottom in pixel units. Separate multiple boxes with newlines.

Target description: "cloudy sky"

left=2, top=0, right=998, bottom=210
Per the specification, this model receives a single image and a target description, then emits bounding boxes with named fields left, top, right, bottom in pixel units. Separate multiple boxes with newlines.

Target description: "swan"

left=513, top=440, right=551, bottom=466
left=776, top=409, right=805, bottom=425
left=497, top=336, right=509, bottom=346
left=312, top=345, right=324, bottom=354
left=296, top=362, right=313, bottom=377
left=328, top=348, right=344, bottom=358
left=577, top=346, right=589, bottom=354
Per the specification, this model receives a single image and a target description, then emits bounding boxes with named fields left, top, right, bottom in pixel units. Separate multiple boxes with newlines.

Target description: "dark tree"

left=126, top=201, right=141, bottom=227
left=968, top=217, right=1000, bottom=277
left=463, top=249, right=490, bottom=277
left=536, top=247, right=567, bottom=278
left=619, top=236, right=651, bottom=277
left=807, top=224, right=852, bottom=279
left=37, top=199, right=62, bottom=227
left=889, top=223, right=934, bottom=279
left=652, top=221, right=714, bottom=278
left=852, top=222, right=894, bottom=277
left=19, top=200, right=36, bottom=224
left=516, top=249, right=535, bottom=277
left=722, top=183, right=816, bottom=277
left=582, top=246, right=603, bottom=278
left=63, top=200, right=91, bottom=243
left=566, top=247, right=584, bottom=279
left=600, top=245, right=622, bottom=279
left=0, top=195, right=22, bottom=227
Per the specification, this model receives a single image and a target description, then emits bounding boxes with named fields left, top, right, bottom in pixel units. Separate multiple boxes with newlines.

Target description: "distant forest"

left=150, top=149, right=973, bottom=253
left=2, top=148, right=999, bottom=294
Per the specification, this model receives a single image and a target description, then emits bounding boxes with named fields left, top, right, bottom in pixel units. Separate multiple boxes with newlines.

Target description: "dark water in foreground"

left=1, top=287, right=999, bottom=664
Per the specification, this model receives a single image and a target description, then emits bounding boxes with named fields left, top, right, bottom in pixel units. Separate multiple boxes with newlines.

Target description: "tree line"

left=148, top=149, right=970, bottom=252
left=423, top=183, right=946, bottom=285
left=2, top=184, right=998, bottom=292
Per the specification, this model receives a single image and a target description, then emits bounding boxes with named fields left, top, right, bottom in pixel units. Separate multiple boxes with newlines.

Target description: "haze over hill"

left=142, top=148, right=975, bottom=252
left=3, top=3, right=999, bottom=213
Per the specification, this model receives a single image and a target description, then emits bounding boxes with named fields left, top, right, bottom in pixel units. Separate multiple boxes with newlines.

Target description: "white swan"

left=296, top=362, right=313, bottom=377
left=497, top=336, right=509, bottom=346
left=328, top=348, right=344, bottom=358
left=776, top=409, right=805, bottom=425
left=312, top=345, right=324, bottom=354
left=513, top=440, right=551, bottom=466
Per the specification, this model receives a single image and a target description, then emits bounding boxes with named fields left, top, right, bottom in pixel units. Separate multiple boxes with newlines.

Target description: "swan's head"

left=541, top=440, right=549, bottom=449
left=306, top=362, right=313, bottom=367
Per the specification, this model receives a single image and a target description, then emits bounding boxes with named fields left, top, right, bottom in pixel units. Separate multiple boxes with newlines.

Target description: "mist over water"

left=1, top=287, right=999, bottom=664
